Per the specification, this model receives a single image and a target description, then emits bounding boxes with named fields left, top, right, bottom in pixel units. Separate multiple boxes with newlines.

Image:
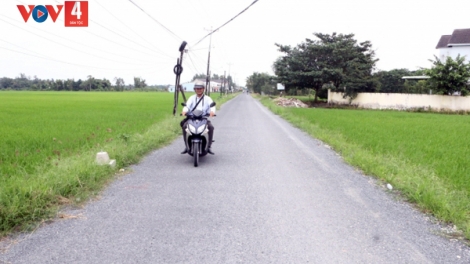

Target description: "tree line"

left=0, top=74, right=168, bottom=91
left=246, top=32, right=470, bottom=100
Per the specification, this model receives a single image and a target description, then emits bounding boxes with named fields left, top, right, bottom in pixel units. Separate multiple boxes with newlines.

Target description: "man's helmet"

left=194, top=81, right=205, bottom=90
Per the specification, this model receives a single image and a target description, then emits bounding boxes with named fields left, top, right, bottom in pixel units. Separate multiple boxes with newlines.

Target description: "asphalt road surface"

left=1, top=94, right=470, bottom=263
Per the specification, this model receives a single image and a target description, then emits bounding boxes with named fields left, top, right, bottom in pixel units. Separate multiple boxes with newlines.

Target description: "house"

left=403, top=29, right=470, bottom=85
left=193, top=78, right=229, bottom=93
left=436, top=28, right=470, bottom=62
left=167, top=82, right=195, bottom=93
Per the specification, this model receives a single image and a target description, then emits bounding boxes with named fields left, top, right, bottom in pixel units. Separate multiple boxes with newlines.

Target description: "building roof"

left=436, top=28, right=470, bottom=49
left=448, top=28, right=470, bottom=45
left=402, top=76, right=430, bottom=80
left=436, top=35, right=452, bottom=49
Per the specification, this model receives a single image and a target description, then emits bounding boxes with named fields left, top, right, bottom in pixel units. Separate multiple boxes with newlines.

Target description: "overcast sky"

left=1, top=0, right=468, bottom=87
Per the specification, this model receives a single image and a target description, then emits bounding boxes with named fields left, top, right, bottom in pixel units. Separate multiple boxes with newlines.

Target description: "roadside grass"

left=0, top=91, right=235, bottom=236
left=259, top=96, right=470, bottom=240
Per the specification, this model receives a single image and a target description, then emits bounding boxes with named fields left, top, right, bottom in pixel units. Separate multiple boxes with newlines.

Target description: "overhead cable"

left=128, top=0, right=183, bottom=42
left=0, top=18, right=156, bottom=66
left=0, top=14, right=160, bottom=63
left=95, top=0, right=174, bottom=59
left=192, top=0, right=259, bottom=47
left=185, top=52, right=203, bottom=75
left=0, top=45, right=153, bottom=72
left=92, top=19, right=174, bottom=59
left=49, top=0, right=172, bottom=58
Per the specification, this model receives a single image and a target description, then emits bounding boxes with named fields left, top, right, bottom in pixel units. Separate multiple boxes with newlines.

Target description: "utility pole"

left=227, top=62, right=233, bottom=92
left=223, top=71, right=226, bottom=95
left=204, top=27, right=213, bottom=96
left=173, top=41, right=187, bottom=116
left=227, top=63, right=233, bottom=76
left=220, top=71, right=223, bottom=97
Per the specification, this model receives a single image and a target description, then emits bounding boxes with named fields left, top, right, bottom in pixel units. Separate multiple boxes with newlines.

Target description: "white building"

left=193, top=78, right=226, bottom=93
left=168, top=82, right=195, bottom=93
left=436, top=28, right=470, bottom=62
left=168, top=80, right=224, bottom=93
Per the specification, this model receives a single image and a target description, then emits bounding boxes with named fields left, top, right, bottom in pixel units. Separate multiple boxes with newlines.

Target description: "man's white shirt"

left=183, top=94, right=216, bottom=115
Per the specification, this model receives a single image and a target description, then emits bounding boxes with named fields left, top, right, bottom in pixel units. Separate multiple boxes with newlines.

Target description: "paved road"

left=1, top=94, right=469, bottom=263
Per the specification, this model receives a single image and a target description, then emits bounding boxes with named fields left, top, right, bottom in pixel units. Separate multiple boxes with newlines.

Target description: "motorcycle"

left=181, top=102, right=216, bottom=167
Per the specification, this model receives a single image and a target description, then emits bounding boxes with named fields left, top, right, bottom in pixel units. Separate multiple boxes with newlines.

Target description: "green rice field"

left=260, top=96, right=470, bottom=240
left=0, top=91, right=184, bottom=234
left=1, top=92, right=175, bottom=177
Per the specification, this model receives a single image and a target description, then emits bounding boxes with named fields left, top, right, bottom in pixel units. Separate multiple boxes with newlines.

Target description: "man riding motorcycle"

left=180, top=82, right=216, bottom=155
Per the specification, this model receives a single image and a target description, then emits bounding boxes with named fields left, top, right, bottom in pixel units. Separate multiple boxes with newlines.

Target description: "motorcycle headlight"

left=188, top=124, right=197, bottom=134
left=196, top=125, right=207, bottom=134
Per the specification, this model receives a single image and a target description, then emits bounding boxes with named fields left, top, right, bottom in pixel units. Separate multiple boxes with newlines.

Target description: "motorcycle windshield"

left=192, top=109, right=204, bottom=117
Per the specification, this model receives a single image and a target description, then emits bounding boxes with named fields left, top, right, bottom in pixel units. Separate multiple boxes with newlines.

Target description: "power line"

left=91, top=19, right=174, bottom=59
left=127, top=0, right=183, bottom=42
left=186, top=48, right=211, bottom=72
left=9, top=1, right=167, bottom=60
left=95, top=0, right=173, bottom=59
left=192, top=0, right=259, bottom=47
left=0, top=18, right=157, bottom=66
left=83, top=29, right=171, bottom=60
left=185, top=52, right=204, bottom=76
left=52, top=0, right=173, bottom=59
left=0, top=15, right=158, bottom=65
left=47, top=0, right=174, bottom=60
left=188, top=47, right=210, bottom=51
left=0, top=45, right=152, bottom=72
left=0, top=40, right=78, bottom=66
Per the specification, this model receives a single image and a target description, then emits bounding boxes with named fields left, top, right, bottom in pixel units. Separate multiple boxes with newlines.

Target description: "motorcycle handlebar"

left=181, top=113, right=216, bottom=118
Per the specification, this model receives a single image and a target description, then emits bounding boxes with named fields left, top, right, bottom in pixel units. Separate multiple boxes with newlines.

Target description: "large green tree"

left=80, top=75, right=95, bottom=91
left=273, top=42, right=326, bottom=100
left=374, top=69, right=431, bottom=94
left=425, top=55, right=470, bottom=95
left=114, top=77, right=125, bottom=91
left=133, top=77, right=147, bottom=89
left=191, top=73, right=207, bottom=81
left=273, top=32, right=378, bottom=101
left=226, top=75, right=234, bottom=91
left=0, top=77, right=14, bottom=89
left=374, top=69, right=411, bottom=93
left=246, top=72, right=275, bottom=94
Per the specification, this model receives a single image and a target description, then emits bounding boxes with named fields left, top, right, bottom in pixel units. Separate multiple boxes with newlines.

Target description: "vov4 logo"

left=17, top=5, right=62, bottom=23
left=17, top=1, right=88, bottom=27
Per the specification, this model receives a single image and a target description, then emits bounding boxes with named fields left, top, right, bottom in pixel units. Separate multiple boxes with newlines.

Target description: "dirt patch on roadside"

left=273, top=97, right=309, bottom=108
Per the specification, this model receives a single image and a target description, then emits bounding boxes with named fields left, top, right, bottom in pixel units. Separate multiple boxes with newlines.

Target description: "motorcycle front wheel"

left=193, top=141, right=199, bottom=167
